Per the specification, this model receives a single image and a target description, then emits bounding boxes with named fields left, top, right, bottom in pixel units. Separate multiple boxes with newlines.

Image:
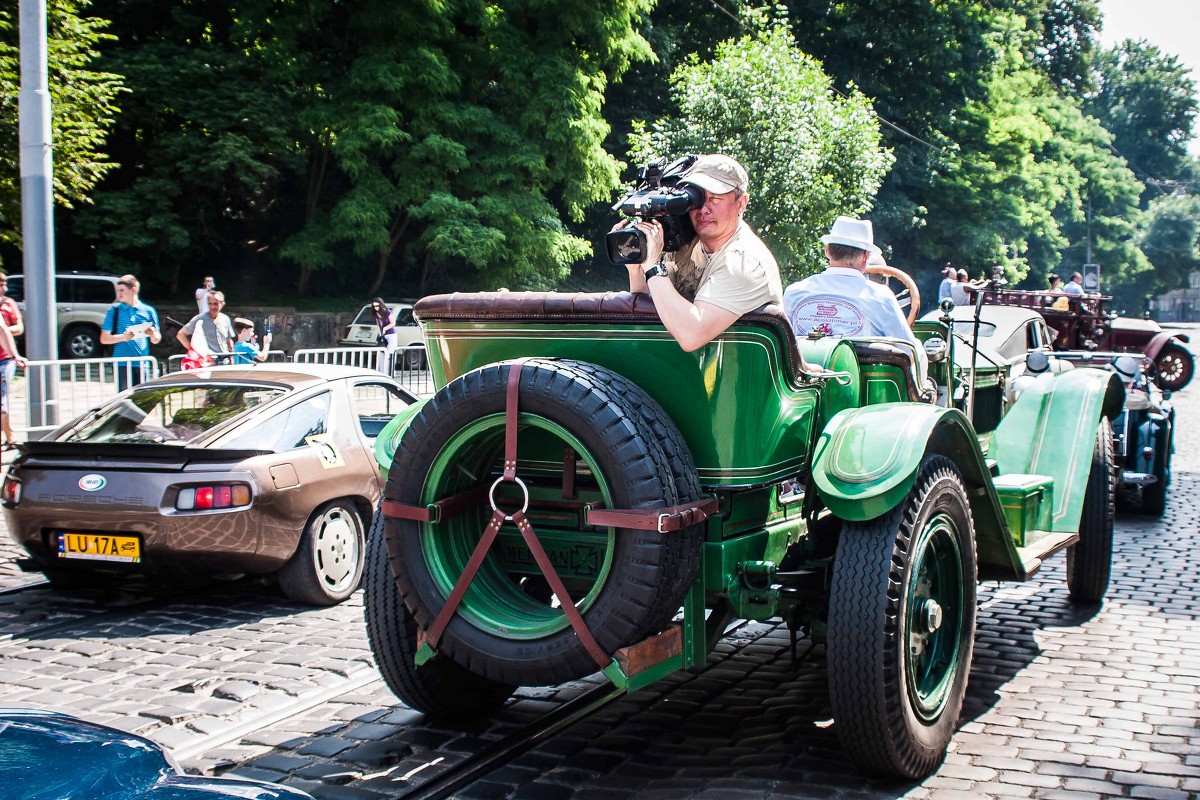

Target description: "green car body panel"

left=377, top=306, right=1117, bottom=582
left=990, top=367, right=1124, bottom=531
left=420, top=318, right=821, bottom=487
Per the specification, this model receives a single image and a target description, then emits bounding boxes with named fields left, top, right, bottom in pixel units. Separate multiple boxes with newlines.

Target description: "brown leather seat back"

left=415, top=291, right=806, bottom=381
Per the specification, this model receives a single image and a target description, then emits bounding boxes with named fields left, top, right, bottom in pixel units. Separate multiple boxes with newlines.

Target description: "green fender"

left=812, top=403, right=995, bottom=522
left=373, top=398, right=428, bottom=480
left=990, top=367, right=1124, bottom=532
left=812, top=403, right=1017, bottom=574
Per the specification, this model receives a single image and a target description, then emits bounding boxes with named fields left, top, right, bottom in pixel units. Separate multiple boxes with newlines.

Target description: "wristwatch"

left=643, top=260, right=669, bottom=282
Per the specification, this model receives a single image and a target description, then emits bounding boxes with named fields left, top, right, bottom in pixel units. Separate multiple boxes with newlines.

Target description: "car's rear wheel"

left=278, top=499, right=366, bottom=605
left=364, top=505, right=516, bottom=719
left=1153, top=342, right=1193, bottom=392
left=402, top=347, right=426, bottom=370
left=1067, top=419, right=1115, bottom=603
left=61, top=324, right=101, bottom=359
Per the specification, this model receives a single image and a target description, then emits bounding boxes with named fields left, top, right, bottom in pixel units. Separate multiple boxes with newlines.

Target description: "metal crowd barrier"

left=13, top=356, right=159, bottom=439
left=165, top=349, right=288, bottom=373
left=11, top=346, right=433, bottom=440
left=294, top=345, right=433, bottom=396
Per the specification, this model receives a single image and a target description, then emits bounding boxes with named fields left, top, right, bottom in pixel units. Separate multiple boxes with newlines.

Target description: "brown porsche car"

left=2, top=364, right=414, bottom=605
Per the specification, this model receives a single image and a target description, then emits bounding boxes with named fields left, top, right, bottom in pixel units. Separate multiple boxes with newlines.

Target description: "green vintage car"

left=363, top=286, right=1122, bottom=779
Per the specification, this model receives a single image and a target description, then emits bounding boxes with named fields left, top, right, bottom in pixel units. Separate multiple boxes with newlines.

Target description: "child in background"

left=232, top=318, right=271, bottom=364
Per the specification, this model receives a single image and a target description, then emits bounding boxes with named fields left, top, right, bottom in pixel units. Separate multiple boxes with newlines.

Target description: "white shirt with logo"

left=783, top=267, right=913, bottom=341
left=783, top=266, right=927, bottom=382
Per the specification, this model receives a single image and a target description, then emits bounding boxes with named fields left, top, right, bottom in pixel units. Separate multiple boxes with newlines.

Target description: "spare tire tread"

left=384, top=359, right=703, bottom=686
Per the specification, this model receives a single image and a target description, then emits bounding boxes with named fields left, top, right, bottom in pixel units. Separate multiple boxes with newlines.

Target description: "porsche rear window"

left=61, top=384, right=288, bottom=445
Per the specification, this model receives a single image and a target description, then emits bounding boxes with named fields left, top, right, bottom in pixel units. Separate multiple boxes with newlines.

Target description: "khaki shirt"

left=665, top=221, right=783, bottom=316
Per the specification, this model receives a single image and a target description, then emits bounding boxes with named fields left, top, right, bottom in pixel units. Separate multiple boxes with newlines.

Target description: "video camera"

left=604, top=155, right=704, bottom=266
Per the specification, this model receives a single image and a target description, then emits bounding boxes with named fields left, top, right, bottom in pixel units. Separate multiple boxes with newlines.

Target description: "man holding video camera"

left=615, top=154, right=782, bottom=352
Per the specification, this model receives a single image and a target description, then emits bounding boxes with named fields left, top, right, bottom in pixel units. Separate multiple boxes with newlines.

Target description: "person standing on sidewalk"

left=195, top=276, right=216, bottom=315
left=177, top=291, right=235, bottom=363
left=231, top=318, right=272, bottom=364
left=0, top=275, right=27, bottom=448
left=370, top=297, right=398, bottom=374
left=100, top=275, right=162, bottom=391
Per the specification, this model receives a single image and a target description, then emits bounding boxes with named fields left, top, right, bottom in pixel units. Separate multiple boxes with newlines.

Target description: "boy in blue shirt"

left=232, top=318, right=271, bottom=364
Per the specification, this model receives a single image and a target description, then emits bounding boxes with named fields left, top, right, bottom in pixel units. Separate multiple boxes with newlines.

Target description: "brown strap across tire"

left=585, top=498, right=719, bottom=532
left=423, top=509, right=507, bottom=651
left=512, top=510, right=611, bottom=668
left=382, top=485, right=489, bottom=523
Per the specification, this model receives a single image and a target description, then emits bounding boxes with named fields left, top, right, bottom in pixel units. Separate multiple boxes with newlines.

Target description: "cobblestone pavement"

left=1, top=336, right=1198, bottom=799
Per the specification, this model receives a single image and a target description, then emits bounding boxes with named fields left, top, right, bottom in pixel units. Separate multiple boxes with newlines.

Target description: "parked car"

left=338, top=302, right=425, bottom=368
left=974, top=286, right=1194, bottom=391
left=1053, top=351, right=1174, bottom=515
left=6, top=271, right=121, bottom=359
left=361, top=277, right=1124, bottom=779
left=2, top=364, right=415, bottom=605
left=0, top=707, right=313, bottom=799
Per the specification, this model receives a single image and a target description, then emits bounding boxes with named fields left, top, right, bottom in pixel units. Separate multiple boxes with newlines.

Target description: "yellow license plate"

left=58, top=533, right=141, bottom=563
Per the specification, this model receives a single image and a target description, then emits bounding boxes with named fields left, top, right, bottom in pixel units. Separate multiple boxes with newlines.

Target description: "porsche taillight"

left=176, top=483, right=251, bottom=511
left=1, top=475, right=21, bottom=506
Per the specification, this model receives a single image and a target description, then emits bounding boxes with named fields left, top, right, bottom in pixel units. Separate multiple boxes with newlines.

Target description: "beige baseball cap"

left=680, top=154, right=749, bottom=195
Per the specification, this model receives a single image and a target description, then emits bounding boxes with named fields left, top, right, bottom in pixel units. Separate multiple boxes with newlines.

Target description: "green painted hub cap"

left=905, top=512, right=964, bottom=720
left=421, top=413, right=616, bottom=640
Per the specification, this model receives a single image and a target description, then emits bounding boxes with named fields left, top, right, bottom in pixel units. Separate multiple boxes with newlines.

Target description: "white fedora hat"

left=821, top=216, right=882, bottom=256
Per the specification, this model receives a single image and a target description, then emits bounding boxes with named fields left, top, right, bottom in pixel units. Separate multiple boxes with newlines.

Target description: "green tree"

left=1131, top=192, right=1200, bottom=303
left=628, top=10, right=892, bottom=279
left=249, top=0, right=655, bottom=296
left=1085, top=40, right=1198, bottom=202
left=0, top=0, right=123, bottom=256
left=69, top=0, right=300, bottom=295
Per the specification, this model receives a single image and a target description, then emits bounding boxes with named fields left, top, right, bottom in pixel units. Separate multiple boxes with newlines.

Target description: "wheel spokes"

left=906, top=515, right=963, bottom=719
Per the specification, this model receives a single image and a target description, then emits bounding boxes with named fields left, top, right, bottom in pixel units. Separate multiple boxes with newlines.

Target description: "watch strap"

left=644, top=260, right=669, bottom=281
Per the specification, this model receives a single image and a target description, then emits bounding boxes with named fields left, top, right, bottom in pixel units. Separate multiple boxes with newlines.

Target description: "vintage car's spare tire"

left=364, top=506, right=516, bottom=719
left=827, top=455, right=977, bottom=779
left=1153, top=342, right=1193, bottom=392
left=1067, top=419, right=1115, bottom=603
left=384, top=359, right=704, bottom=687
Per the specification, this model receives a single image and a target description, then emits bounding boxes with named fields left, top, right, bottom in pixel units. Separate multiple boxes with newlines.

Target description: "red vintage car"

left=973, top=288, right=1194, bottom=391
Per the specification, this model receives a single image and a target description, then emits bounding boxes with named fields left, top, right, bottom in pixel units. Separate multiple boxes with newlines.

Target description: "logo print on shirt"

left=791, top=297, right=866, bottom=337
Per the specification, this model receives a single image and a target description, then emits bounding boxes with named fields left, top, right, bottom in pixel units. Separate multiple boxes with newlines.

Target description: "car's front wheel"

left=61, top=324, right=101, bottom=359
left=827, top=455, right=977, bottom=779
left=278, top=500, right=366, bottom=605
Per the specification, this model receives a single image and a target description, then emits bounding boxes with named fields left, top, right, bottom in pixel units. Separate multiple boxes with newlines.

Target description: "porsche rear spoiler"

left=15, top=442, right=273, bottom=466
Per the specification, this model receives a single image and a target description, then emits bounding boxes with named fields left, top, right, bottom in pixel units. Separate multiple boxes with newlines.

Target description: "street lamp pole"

left=18, top=0, right=59, bottom=428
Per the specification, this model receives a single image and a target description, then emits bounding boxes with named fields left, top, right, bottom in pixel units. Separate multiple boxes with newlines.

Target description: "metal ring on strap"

left=489, top=475, right=530, bottom=521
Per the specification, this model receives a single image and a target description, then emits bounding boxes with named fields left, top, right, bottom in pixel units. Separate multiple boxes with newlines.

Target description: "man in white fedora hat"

left=783, top=215, right=928, bottom=389
left=617, top=153, right=783, bottom=351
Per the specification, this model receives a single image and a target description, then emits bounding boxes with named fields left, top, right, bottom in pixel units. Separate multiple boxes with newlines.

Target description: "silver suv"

left=6, top=272, right=120, bottom=359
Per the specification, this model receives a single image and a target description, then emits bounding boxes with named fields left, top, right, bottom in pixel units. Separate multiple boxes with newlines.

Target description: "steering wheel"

left=865, top=264, right=921, bottom=326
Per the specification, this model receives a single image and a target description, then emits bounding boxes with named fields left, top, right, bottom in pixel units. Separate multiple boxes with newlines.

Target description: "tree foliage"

left=628, top=10, right=892, bottom=279
left=0, top=0, right=123, bottom=256
left=1085, top=40, right=1199, bottom=204
left=32, top=0, right=1199, bottom=309
left=71, top=0, right=654, bottom=297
